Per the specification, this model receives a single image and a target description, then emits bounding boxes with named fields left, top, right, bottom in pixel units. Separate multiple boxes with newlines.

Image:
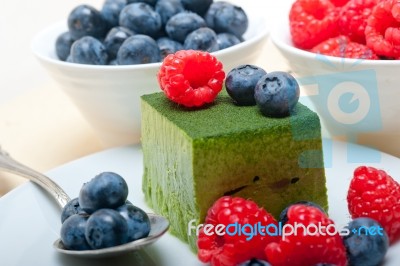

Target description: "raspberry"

left=338, top=0, right=379, bottom=43
left=338, top=42, right=379, bottom=59
left=347, top=166, right=400, bottom=244
left=330, top=0, right=350, bottom=6
left=311, top=35, right=351, bottom=54
left=289, top=0, right=339, bottom=49
left=157, top=50, right=225, bottom=107
left=365, top=0, right=400, bottom=58
left=311, top=35, right=379, bottom=59
left=265, top=205, right=348, bottom=266
left=197, top=196, right=278, bottom=266
left=279, top=200, right=326, bottom=225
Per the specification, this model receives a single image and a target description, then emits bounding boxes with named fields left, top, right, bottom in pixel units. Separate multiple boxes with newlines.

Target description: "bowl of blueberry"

left=31, top=0, right=269, bottom=148
left=270, top=0, right=400, bottom=157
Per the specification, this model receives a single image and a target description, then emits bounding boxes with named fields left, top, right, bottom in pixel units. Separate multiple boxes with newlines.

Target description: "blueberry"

left=79, top=172, right=129, bottom=213
left=67, top=5, right=108, bottom=40
left=238, top=258, right=271, bottom=266
left=104, top=26, right=134, bottom=60
left=109, top=59, right=118, bottom=65
left=70, top=36, right=108, bottom=65
left=61, top=197, right=85, bottom=223
left=204, top=1, right=225, bottom=29
left=60, top=214, right=91, bottom=250
left=343, top=217, right=389, bottom=266
left=127, top=0, right=157, bottom=6
left=254, top=71, right=300, bottom=117
left=55, top=32, right=74, bottom=61
left=157, top=37, right=183, bottom=59
left=66, top=55, right=73, bottom=63
left=101, top=0, right=127, bottom=28
left=165, top=11, right=206, bottom=42
left=205, top=1, right=248, bottom=38
left=225, top=65, right=267, bottom=106
left=85, top=209, right=129, bottom=249
left=117, top=34, right=161, bottom=65
left=119, top=3, right=162, bottom=38
left=217, top=32, right=241, bottom=50
left=183, top=27, right=219, bottom=52
left=279, top=201, right=326, bottom=225
left=117, top=204, right=151, bottom=241
left=155, top=0, right=184, bottom=26
left=180, top=0, right=213, bottom=16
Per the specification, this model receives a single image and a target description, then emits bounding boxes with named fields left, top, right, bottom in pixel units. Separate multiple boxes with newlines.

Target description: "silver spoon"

left=0, top=147, right=169, bottom=258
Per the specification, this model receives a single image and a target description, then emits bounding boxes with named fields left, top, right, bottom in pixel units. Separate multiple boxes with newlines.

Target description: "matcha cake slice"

left=141, top=92, right=327, bottom=251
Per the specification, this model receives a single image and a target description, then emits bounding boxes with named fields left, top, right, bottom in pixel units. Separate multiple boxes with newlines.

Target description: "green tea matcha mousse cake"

left=141, top=92, right=328, bottom=250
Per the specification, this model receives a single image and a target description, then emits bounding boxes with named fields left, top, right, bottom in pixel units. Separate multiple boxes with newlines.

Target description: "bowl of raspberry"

left=271, top=0, right=400, bottom=157
left=31, top=0, right=269, bottom=148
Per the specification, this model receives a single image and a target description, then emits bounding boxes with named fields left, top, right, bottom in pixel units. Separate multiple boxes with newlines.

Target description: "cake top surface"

left=141, top=92, right=320, bottom=140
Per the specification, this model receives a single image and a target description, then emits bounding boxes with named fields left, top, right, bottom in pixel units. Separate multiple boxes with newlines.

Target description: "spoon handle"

left=0, top=148, right=70, bottom=208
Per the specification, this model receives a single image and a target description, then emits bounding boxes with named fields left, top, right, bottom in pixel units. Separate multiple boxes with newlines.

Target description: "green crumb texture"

left=141, top=92, right=328, bottom=251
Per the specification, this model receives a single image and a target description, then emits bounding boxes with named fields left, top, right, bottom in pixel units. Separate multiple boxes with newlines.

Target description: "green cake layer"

left=141, top=92, right=328, bottom=251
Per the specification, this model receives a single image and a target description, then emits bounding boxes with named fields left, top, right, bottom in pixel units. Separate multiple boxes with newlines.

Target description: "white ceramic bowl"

left=271, top=19, right=400, bottom=157
left=32, top=7, right=269, bottom=148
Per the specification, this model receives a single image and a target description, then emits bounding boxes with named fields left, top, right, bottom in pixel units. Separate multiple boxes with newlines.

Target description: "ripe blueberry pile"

left=197, top=165, right=400, bottom=266
left=289, top=0, right=400, bottom=59
left=56, top=0, right=248, bottom=65
left=60, top=172, right=151, bottom=250
left=227, top=65, right=300, bottom=117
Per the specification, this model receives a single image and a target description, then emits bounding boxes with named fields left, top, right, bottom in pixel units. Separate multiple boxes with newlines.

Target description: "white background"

left=0, top=0, right=293, bottom=105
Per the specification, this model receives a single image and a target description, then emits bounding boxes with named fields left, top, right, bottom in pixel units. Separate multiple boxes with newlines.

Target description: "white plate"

left=1, top=141, right=400, bottom=265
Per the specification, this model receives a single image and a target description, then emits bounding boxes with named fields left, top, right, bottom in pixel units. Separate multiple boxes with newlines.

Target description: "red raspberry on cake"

left=197, top=196, right=278, bottom=266
left=338, top=0, right=379, bottom=44
left=365, top=0, right=400, bottom=58
left=347, top=166, right=400, bottom=244
left=311, top=35, right=379, bottom=59
left=157, top=50, right=225, bottom=107
left=289, top=0, right=340, bottom=49
left=265, top=205, right=348, bottom=266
